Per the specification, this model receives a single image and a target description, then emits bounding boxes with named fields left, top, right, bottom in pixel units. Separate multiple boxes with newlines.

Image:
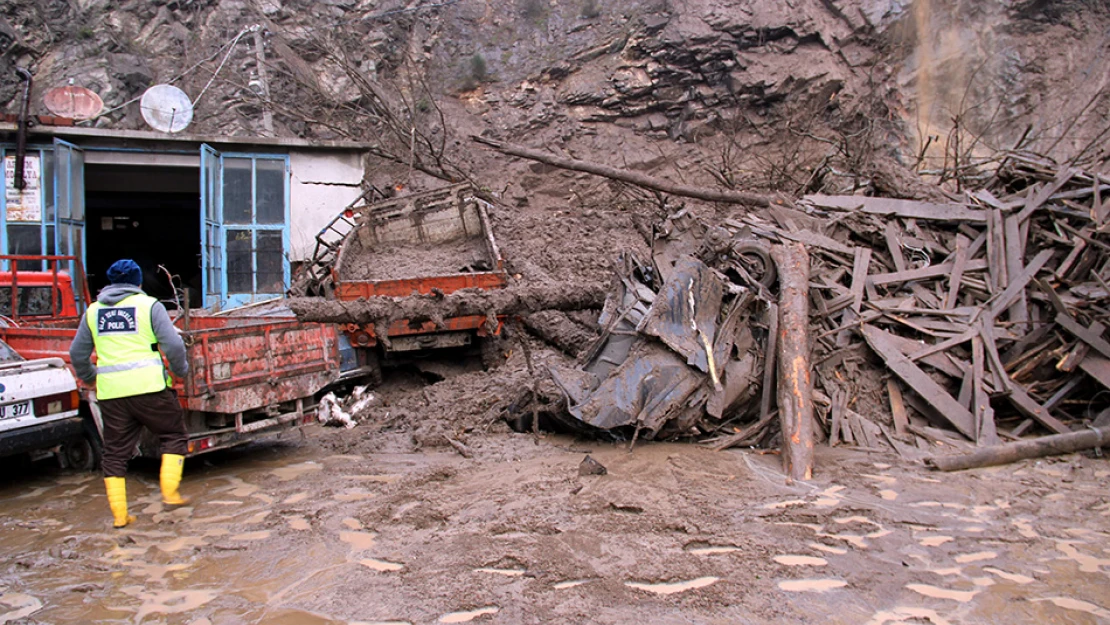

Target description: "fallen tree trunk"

left=472, top=136, right=776, bottom=208
left=523, top=310, right=599, bottom=357
left=286, top=283, right=607, bottom=326
left=772, top=242, right=814, bottom=481
left=926, top=425, right=1110, bottom=471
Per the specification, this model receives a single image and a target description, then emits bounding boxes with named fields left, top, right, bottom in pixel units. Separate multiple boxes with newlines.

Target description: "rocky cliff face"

left=1, top=0, right=1107, bottom=195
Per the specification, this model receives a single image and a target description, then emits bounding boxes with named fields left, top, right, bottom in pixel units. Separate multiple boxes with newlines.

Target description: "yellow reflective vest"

left=86, top=293, right=168, bottom=400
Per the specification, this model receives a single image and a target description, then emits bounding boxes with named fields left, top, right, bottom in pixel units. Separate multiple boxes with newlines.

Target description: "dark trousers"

left=99, top=389, right=188, bottom=477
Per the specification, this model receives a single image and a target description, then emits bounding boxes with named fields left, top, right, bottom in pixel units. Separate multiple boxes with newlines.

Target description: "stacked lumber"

left=740, top=154, right=1110, bottom=455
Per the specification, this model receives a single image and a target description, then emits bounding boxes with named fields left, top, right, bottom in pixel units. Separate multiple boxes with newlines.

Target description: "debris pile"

left=760, top=154, right=1110, bottom=457
left=511, top=209, right=779, bottom=447
left=317, top=386, right=383, bottom=429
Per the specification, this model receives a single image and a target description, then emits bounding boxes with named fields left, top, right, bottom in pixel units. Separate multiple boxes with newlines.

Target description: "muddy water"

left=0, top=442, right=433, bottom=625
left=2, top=436, right=1110, bottom=625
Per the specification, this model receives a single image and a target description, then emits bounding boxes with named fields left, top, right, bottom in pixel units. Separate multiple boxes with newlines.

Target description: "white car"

left=0, top=341, right=98, bottom=469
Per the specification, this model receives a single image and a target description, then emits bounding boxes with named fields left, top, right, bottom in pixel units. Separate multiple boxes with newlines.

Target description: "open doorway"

left=84, top=164, right=201, bottom=308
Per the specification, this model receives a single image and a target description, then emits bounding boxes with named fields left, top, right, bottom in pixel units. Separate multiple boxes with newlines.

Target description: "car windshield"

left=0, top=338, right=24, bottom=363
left=0, top=286, right=57, bottom=317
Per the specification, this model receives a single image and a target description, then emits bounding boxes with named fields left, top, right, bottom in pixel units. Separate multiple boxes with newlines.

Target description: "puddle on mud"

left=625, top=577, right=719, bottom=595
left=361, top=558, right=404, bottom=572
left=777, top=579, right=847, bottom=592
left=284, top=492, right=310, bottom=504
left=773, top=555, right=827, bottom=566
left=121, top=586, right=220, bottom=621
left=919, top=535, right=954, bottom=547
left=1031, top=597, right=1110, bottom=619
left=438, top=606, right=500, bottom=623
left=809, top=542, right=848, bottom=555
left=954, top=551, right=997, bottom=564
left=1055, top=541, right=1110, bottom=573
left=271, top=461, right=322, bottom=481
left=687, top=545, right=742, bottom=555
left=0, top=592, right=43, bottom=622
left=552, top=579, right=594, bottom=589
left=864, top=607, right=952, bottom=625
left=905, top=583, right=980, bottom=602
left=982, top=567, right=1034, bottom=584
left=340, top=530, right=377, bottom=551
left=288, top=516, right=312, bottom=531
left=342, top=517, right=364, bottom=530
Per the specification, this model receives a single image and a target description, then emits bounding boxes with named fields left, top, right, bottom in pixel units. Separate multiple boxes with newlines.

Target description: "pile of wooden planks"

left=736, top=153, right=1110, bottom=456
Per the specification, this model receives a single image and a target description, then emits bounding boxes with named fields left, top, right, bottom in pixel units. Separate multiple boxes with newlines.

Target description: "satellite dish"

left=140, top=84, right=194, bottom=133
left=43, top=86, right=104, bottom=120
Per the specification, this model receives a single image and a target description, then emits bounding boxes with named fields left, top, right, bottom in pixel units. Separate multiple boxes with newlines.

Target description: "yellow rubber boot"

left=104, top=477, right=135, bottom=528
left=160, top=454, right=188, bottom=506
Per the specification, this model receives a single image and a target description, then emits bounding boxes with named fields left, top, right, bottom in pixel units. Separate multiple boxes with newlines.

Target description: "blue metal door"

left=200, top=144, right=223, bottom=309
left=200, top=146, right=290, bottom=310
left=53, top=139, right=86, bottom=300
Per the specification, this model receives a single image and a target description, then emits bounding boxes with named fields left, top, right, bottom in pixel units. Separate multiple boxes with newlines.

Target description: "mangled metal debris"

left=535, top=210, right=778, bottom=446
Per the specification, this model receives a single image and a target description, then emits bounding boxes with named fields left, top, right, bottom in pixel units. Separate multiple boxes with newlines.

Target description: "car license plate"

left=0, top=401, right=31, bottom=419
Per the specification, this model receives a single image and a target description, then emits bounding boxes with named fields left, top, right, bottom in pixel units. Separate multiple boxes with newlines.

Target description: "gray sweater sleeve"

left=150, top=302, right=189, bottom=378
left=68, top=315, right=97, bottom=383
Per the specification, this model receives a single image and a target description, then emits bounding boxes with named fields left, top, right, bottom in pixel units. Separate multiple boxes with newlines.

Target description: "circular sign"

left=140, top=84, right=194, bottom=133
left=43, top=86, right=104, bottom=120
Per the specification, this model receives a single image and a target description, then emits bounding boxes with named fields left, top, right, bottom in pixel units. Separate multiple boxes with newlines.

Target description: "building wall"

left=289, top=150, right=365, bottom=261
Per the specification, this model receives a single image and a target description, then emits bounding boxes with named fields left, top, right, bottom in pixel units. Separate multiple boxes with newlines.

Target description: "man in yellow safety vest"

left=69, top=259, right=190, bottom=528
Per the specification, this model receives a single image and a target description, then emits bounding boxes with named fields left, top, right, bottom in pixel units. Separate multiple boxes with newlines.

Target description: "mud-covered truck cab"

left=0, top=341, right=97, bottom=469
left=0, top=255, right=341, bottom=459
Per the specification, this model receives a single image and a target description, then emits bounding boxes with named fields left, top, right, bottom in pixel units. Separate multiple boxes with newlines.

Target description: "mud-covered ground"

left=3, top=369, right=1110, bottom=625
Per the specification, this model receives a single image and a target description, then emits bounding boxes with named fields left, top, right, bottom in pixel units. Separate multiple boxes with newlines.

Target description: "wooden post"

left=926, top=426, right=1110, bottom=471
left=772, top=242, right=814, bottom=481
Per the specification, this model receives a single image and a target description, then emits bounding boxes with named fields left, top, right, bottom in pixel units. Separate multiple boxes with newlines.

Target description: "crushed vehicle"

left=295, top=183, right=508, bottom=383
left=0, top=255, right=340, bottom=458
left=512, top=209, right=780, bottom=443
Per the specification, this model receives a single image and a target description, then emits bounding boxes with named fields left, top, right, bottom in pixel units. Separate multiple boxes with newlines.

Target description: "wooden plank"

left=944, top=234, right=969, bottom=310
left=870, top=259, right=989, bottom=287
left=977, top=315, right=1008, bottom=394
left=1095, top=177, right=1108, bottom=225
left=1080, top=354, right=1110, bottom=390
left=883, top=331, right=968, bottom=379
left=971, top=336, right=1000, bottom=445
left=805, top=194, right=988, bottom=223
left=887, top=379, right=909, bottom=436
left=908, top=327, right=976, bottom=363
left=1056, top=313, right=1110, bottom=361
left=862, top=324, right=976, bottom=440
left=1006, top=384, right=1074, bottom=435
left=1003, top=214, right=1030, bottom=330
left=987, top=209, right=1007, bottom=295
left=988, top=249, right=1054, bottom=317
left=1058, top=321, right=1104, bottom=372
left=850, top=247, right=871, bottom=314
left=884, top=221, right=908, bottom=273
left=1015, top=167, right=1075, bottom=223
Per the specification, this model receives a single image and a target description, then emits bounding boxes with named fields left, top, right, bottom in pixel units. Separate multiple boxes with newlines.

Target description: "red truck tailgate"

left=181, top=316, right=340, bottom=414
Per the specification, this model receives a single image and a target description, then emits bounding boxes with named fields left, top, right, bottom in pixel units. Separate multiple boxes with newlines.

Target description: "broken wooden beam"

left=772, top=241, right=814, bottom=481
left=926, top=425, right=1110, bottom=471
left=804, top=194, right=988, bottom=222
left=862, top=325, right=977, bottom=441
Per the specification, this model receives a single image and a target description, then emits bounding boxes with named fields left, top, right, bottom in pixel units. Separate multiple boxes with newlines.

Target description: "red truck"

left=0, top=255, right=341, bottom=459
left=300, top=184, right=508, bottom=382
